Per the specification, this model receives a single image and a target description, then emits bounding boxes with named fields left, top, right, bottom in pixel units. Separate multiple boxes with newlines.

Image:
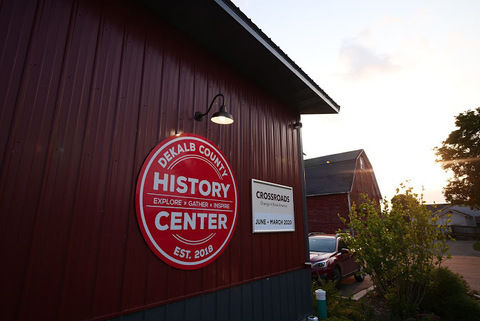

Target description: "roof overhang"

left=137, top=0, right=340, bottom=115
left=442, top=210, right=473, bottom=219
left=306, top=192, right=349, bottom=198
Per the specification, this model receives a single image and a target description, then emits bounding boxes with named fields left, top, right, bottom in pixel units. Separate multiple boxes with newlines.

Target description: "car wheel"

left=333, top=267, right=342, bottom=288
left=355, top=266, right=365, bottom=282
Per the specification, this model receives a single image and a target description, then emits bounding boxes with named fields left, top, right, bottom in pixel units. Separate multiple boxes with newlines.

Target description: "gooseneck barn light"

left=194, top=94, right=234, bottom=125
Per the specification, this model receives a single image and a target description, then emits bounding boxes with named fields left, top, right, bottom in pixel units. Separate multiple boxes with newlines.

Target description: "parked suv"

left=309, top=233, right=364, bottom=285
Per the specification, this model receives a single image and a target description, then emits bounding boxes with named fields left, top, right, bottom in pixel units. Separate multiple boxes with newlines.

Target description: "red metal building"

left=0, top=0, right=339, bottom=320
left=305, top=150, right=382, bottom=234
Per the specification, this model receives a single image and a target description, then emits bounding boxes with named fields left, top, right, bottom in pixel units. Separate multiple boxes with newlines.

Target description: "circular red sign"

left=135, top=134, right=238, bottom=270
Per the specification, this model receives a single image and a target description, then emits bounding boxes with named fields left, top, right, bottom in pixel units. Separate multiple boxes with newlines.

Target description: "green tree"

left=339, top=184, right=450, bottom=319
left=435, top=107, right=480, bottom=209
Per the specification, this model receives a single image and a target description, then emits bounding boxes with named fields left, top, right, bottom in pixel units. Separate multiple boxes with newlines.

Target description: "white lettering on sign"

left=157, top=142, right=196, bottom=168
left=135, top=134, right=238, bottom=270
left=154, top=211, right=228, bottom=231
left=199, top=145, right=227, bottom=176
left=153, top=173, right=230, bottom=198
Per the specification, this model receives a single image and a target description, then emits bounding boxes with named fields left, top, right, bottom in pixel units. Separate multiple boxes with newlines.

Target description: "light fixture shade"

left=210, top=105, right=234, bottom=125
left=194, top=94, right=234, bottom=125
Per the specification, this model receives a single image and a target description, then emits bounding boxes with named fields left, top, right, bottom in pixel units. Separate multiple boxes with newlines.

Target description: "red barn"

left=305, top=150, right=382, bottom=234
left=0, top=0, right=339, bottom=320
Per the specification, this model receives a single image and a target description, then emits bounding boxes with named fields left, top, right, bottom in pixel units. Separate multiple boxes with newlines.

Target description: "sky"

left=231, top=0, right=480, bottom=204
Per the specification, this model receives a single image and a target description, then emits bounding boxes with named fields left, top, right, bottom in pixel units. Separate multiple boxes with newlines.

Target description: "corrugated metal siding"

left=0, top=0, right=308, bottom=320
left=113, top=269, right=312, bottom=321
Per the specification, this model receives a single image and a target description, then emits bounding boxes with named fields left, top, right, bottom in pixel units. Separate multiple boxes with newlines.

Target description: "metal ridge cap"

left=214, top=0, right=340, bottom=113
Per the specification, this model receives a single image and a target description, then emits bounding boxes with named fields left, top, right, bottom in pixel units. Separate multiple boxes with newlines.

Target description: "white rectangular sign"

left=251, top=179, right=295, bottom=233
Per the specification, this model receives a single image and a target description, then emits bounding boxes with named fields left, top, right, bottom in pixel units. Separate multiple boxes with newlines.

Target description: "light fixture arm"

left=195, top=93, right=224, bottom=121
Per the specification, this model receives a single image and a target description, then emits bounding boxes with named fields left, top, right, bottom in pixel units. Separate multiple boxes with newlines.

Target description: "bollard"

left=315, top=289, right=327, bottom=319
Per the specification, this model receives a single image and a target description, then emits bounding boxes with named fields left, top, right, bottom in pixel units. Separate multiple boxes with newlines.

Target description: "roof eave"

left=137, top=0, right=340, bottom=115
left=306, top=192, right=350, bottom=197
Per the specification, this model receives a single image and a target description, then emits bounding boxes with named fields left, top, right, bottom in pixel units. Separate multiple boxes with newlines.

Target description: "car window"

left=338, top=239, right=347, bottom=251
left=309, top=238, right=336, bottom=252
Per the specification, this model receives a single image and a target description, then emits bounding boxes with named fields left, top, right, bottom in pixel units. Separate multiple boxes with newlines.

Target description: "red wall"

left=306, top=194, right=350, bottom=234
left=350, top=156, right=382, bottom=206
left=0, top=0, right=307, bottom=319
left=306, top=154, right=382, bottom=234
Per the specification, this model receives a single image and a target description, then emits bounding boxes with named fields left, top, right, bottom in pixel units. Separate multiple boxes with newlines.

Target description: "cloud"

left=338, top=38, right=401, bottom=81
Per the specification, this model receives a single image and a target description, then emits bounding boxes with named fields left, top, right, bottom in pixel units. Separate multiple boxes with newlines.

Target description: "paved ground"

left=340, top=274, right=373, bottom=298
left=339, top=239, right=480, bottom=297
left=442, top=239, right=480, bottom=293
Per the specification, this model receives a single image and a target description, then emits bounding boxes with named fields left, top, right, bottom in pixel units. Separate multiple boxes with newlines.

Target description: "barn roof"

left=138, top=0, right=340, bottom=115
left=304, top=149, right=364, bottom=196
left=427, top=204, right=480, bottom=218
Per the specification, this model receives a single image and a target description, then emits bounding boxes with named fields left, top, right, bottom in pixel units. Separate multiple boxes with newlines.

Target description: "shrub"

left=420, top=267, right=480, bottom=320
left=474, top=241, right=480, bottom=251
left=339, top=184, right=451, bottom=319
